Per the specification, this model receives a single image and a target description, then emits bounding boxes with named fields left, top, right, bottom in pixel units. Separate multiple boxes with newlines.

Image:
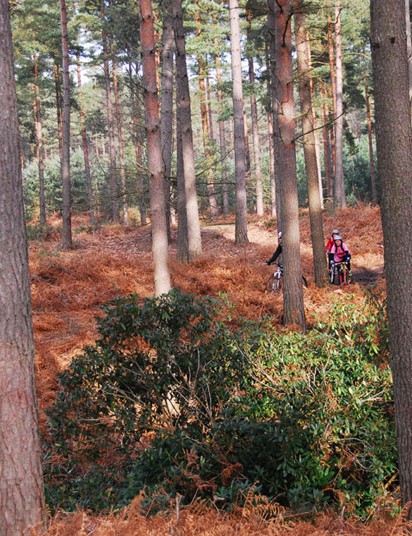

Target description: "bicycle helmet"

left=333, top=235, right=343, bottom=241
left=278, top=231, right=282, bottom=239
left=332, top=228, right=340, bottom=235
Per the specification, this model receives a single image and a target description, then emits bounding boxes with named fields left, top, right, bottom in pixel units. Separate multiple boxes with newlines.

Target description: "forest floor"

left=30, top=204, right=411, bottom=535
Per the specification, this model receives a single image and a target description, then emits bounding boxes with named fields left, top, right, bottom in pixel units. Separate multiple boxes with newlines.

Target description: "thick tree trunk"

left=229, top=0, right=249, bottom=244
left=270, top=0, right=306, bottom=330
left=140, top=0, right=172, bottom=295
left=334, top=2, right=346, bottom=207
left=60, top=0, right=72, bottom=248
left=33, top=54, right=47, bottom=226
left=371, top=0, right=412, bottom=511
left=173, top=0, right=202, bottom=260
left=76, top=58, right=95, bottom=226
left=295, top=8, right=326, bottom=287
left=0, top=2, right=46, bottom=532
left=160, top=0, right=175, bottom=238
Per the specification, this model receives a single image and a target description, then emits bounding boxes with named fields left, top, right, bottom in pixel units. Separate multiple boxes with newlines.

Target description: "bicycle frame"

left=330, top=262, right=349, bottom=285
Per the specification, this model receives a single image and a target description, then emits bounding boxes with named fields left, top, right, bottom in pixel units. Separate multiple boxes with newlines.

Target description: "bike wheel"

left=266, top=274, right=282, bottom=292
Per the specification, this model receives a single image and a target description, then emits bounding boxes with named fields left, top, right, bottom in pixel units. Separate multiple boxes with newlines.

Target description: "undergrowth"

left=44, top=288, right=396, bottom=519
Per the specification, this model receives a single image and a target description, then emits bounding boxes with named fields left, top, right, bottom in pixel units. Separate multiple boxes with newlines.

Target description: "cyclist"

left=266, top=231, right=283, bottom=267
left=330, top=235, right=352, bottom=277
left=325, top=228, right=340, bottom=268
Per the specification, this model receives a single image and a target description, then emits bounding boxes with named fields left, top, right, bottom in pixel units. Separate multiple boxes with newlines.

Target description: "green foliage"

left=44, top=290, right=396, bottom=517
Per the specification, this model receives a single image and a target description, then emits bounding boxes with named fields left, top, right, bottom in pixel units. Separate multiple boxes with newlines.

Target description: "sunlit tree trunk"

left=334, top=2, right=346, bottom=207
left=173, top=0, right=202, bottom=259
left=139, top=0, right=171, bottom=295
left=295, top=6, right=326, bottom=287
left=215, top=51, right=229, bottom=216
left=270, top=0, right=306, bottom=330
left=196, top=6, right=219, bottom=217
left=327, top=13, right=336, bottom=185
left=371, top=0, right=412, bottom=511
left=33, top=54, right=46, bottom=226
left=229, top=0, right=248, bottom=243
left=406, top=0, right=412, bottom=112
left=76, top=57, right=95, bottom=226
left=0, top=1, right=46, bottom=531
left=59, top=0, right=72, bottom=248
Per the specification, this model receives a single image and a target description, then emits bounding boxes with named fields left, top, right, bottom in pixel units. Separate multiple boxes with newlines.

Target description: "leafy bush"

left=44, top=290, right=396, bottom=517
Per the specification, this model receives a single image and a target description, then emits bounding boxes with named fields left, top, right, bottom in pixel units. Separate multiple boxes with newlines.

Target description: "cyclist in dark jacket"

left=266, top=231, right=283, bottom=266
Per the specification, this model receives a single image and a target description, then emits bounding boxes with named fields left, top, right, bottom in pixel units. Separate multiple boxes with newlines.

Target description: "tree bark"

left=371, top=0, right=412, bottom=511
left=173, top=0, right=202, bottom=260
left=333, top=2, right=346, bottom=207
left=140, top=0, right=172, bottom=295
left=295, top=7, right=327, bottom=287
left=215, top=51, right=230, bottom=216
left=59, top=0, right=72, bottom=248
left=160, top=0, right=175, bottom=238
left=0, top=1, right=46, bottom=532
left=229, top=0, right=249, bottom=244
left=270, top=0, right=306, bottom=330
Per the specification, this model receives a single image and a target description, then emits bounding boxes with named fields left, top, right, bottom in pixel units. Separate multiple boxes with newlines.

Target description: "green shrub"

left=44, top=290, right=396, bottom=517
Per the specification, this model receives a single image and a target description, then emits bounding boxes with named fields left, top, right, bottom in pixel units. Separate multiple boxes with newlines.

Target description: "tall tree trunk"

left=173, top=0, right=202, bottom=260
left=371, top=0, right=412, bottom=510
left=247, top=9, right=264, bottom=217
left=160, top=0, right=175, bottom=238
left=267, top=2, right=282, bottom=227
left=265, top=41, right=279, bottom=221
left=270, top=0, right=306, bottom=330
left=0, top=1, right=46, bottom=531
left=196, top=7, right=219, bottom=217
left=59, top=0, right=72, bottom=249
left=333, top=2, right=346, bottom=207
left=322, top=107, right=333, bottom=201
left=128, top=61, right=148, bottom=226
left=139, top=0, right=172, bottom=296
left=101, top=0, right=119, bottom=222
left=33, top=54, right=46, bottom=226
left=112, top=59, right=129, bottom=224
left=295, top=7, right=326, bottom=287
left=54, top=63, right=64, bottom=166
left=176, top=98, right=189, bottom=261
left=327, top=13, right=336, bottom=182
left=406, top=0, right=412, bottom=112
left=76, top=57, right=95, bottom=226
left=229, top=0, right=249, bottom=244
left=215, top=51, right=230, bottom=216
left=365, top=82, right=378, bottom=205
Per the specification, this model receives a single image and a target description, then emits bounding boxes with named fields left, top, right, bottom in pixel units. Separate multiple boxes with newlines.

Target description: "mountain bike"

left=329, top=261, right=351, bottom=285
left=266, top=264, right=309, bottom=292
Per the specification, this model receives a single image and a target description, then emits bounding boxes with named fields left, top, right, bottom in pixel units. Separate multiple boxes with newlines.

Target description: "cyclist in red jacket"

left=325, top=228, right=340, bottom=268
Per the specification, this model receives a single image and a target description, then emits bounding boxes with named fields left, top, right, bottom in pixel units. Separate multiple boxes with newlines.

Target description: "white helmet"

left=278, top=231, right=282, bottom=239
left=332, top=228, right=340, bottom=235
